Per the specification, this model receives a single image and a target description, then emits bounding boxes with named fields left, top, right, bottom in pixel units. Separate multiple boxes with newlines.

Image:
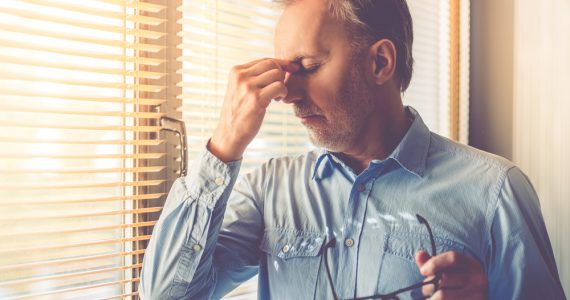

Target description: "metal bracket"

left=159, top=116, right=188, bottom=177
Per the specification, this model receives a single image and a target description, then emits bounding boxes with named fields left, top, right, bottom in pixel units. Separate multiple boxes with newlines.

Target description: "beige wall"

left=470, top=0, right=570, bottom=294
left=469, top=0, right=514, bottom=160
left=512, top=0, right=570, bottom=294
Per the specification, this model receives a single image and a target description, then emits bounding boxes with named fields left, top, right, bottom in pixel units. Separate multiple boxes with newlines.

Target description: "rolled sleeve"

left=140, top=145, right=242, bottom=299
left=184, top=147, right=242, bottom=208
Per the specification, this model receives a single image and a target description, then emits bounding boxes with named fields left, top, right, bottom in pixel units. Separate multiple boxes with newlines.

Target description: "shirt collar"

left=389, top=106, right=431, bottom=177
left=312, top=106, right=431, bottom=180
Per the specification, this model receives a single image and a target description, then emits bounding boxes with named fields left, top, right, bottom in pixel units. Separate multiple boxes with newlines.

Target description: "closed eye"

left=299, top=64, right=320, bottom=75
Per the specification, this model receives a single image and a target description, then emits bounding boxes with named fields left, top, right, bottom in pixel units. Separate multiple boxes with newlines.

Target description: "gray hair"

left=275, top=0, right=414, bottom=92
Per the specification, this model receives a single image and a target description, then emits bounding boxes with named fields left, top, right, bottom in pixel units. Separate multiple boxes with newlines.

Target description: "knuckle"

left=448, top=251, right=460, bottom=264
left=246, top=89, right=260, bottom=101
left=230, top=65, right=240, bottom=75
left=243, top=82, right=257, bottom=94
left=230, top=67, right=245, bottom=82
left=276, top=69, right=286, bottom=81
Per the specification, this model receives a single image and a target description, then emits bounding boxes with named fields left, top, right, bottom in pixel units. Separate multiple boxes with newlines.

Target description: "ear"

left=368, top=39, right=397, bottom=85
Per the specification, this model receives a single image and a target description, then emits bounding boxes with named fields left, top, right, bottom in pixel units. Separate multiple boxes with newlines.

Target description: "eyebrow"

left=292, top=54, right=328, bottom=64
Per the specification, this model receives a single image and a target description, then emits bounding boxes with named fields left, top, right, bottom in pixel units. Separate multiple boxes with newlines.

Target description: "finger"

left=438, top=272, right=469, bottom=289
left=420, top=251, right=468, bottom=276
left=273, top=59, right=300, bottom=73
left=428, top=288, right=464, bottom=300
left=422, top=276, right=437, bottom=296
left=238, top=58, right=268, bottom=69
left=415, top=250, right=431, bottom=269
left=253, top=68, right=286, bottom=87
left=248, top=58, right=299, bottom=76
left=259, top=81, right=288, bottom=106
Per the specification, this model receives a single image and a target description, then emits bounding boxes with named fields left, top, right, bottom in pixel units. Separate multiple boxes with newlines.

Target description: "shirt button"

left=192, top=244, right=202, bottom=252
left=282, top=244, right=290, bottom=253
left=344, top=238, right=354, bottom=247
left=214, top=177, right=224, bottom=186
left=357, top=184, right=366, bottom=193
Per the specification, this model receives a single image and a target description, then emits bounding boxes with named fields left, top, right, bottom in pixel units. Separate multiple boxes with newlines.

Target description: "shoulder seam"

left=483, top=165, right=517, bottom=266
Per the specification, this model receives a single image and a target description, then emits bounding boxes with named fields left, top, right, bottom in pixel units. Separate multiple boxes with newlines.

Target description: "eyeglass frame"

left=322, top=214, right=441, bottom=300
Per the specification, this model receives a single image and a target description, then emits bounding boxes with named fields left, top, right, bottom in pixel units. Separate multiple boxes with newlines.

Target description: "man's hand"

left=415, top=250, right=488, bottom=300
left=209, top=58, right=299, bottom=162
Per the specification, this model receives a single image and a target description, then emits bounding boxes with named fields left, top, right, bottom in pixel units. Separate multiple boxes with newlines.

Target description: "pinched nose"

left=282, top=73, right=304, bottom=104
left=282, top=94, right=303, bottom=104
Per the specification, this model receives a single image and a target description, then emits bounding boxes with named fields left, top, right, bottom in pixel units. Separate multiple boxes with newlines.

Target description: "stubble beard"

left=299, top=63, right=372, bottom=152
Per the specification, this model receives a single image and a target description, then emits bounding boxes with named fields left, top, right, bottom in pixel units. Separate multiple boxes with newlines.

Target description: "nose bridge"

left=283, top=74, right=304, bottom=104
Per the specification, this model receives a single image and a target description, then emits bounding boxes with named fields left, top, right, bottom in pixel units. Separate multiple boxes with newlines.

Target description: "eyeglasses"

left=323, top=214, right=441, bottom=300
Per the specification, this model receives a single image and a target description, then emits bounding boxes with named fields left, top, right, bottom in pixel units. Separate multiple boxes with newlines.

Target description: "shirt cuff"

left=183, top=142, right=242, bottom=208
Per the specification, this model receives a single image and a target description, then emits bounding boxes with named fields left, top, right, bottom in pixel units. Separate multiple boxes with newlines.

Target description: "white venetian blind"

left=0, top=0, right=170, bottom=299
left=404, top=0, right=470, bottom=142
left=179, top=0, right=311, bottom=175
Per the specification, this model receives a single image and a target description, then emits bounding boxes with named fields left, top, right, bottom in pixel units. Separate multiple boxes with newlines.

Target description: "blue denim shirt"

left=140, top=108, right=565, bottom=300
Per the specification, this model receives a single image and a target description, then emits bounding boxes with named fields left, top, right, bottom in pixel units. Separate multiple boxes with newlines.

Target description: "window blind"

left=179, top=1, right=469, bottom=299
left=0, top=0, right=169, bottom=299
left=404, top=0, right=470, bottom=142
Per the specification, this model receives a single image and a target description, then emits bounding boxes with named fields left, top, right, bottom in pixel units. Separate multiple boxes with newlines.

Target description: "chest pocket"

left=259, top=229, right=326, bottom=300
left=376, top=231, right=466, bottom=299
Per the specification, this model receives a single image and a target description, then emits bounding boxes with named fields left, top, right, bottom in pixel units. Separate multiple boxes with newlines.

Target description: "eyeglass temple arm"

left=416, top=214, right=436, bottom=257
left=416, top=214, right=441, bottom=292
left=323, top=238, right=340, bottom=300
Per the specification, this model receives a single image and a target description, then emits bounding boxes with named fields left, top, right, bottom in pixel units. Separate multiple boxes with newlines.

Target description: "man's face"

left=275, top=0, right=375, bottom=152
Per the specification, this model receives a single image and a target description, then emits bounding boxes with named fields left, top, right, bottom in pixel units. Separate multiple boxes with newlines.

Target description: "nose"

left=282, top=73, right=304, bottom=104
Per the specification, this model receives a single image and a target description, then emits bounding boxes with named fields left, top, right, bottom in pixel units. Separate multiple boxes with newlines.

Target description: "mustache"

left=293, top=101, right=323, bottom=117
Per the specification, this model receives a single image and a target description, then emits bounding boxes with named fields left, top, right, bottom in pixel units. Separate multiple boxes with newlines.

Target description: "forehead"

left=274, top=0, right=347, bottom=60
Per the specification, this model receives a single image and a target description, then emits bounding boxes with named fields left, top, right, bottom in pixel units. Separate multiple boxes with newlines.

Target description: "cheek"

left=304, top=66, right=348, bottom=105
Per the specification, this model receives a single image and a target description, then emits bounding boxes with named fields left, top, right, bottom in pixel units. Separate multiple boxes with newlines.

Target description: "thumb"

left=415, top=250, right=431, bottom=270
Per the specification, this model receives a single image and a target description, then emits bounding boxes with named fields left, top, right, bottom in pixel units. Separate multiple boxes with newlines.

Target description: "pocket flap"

left=384, top=231, right=466, bottom=261
left=259, top=229, right=326, bottom=259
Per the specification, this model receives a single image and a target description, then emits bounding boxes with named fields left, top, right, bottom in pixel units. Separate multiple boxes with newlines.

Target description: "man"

left=140, top=0, right=566, bottom=299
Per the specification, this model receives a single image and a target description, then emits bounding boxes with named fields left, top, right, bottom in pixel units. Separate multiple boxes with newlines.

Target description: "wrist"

left=209, top=131, right=245, bottom=163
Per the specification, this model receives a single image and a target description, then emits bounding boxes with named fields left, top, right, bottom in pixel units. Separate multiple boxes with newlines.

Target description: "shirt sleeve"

left=487, top=167, right=566, bottom=300
left=139, top=145, right=263, bottom=299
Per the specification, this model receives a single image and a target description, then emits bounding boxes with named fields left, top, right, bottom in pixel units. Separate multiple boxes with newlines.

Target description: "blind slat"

left=1, top=208, right=163, bottom=222
left=0, top=92, right=166, bottom=105
left=0, top=54, right=166, bottom=78
left=0, top=123, right=163, bottom=132
left=0, top=73, right=165, bottom=91
left=0, top=180, right=165, bottom=191
left=0, top=6, right=166, bottom=39
left=0, top=193, right=166, bottom=206
left=0, top=37, right=165, bottom=65
left=22, top=0, right=166, bottom=14
left=0, top=166, right=166, bottom=174
left=0, top=250, right=146, bottom=272
left=0, top=153, right=164, bottom=159
left=0, top=264, right=143, bottom=287
left=0, top=106, right=165, bottom=118
left=6, top=278, right=141, bottom=300
left=0, top=23, right=165, bottom=52
left=0, top=236, right=153, bottom=255
left=0, top=222, right=156, bottom=239
left=0, top=138, right=165, bottom=145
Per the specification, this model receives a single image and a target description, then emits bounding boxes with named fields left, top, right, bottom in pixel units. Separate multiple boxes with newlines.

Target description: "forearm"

left=139, top=148, right=241, bottom=299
